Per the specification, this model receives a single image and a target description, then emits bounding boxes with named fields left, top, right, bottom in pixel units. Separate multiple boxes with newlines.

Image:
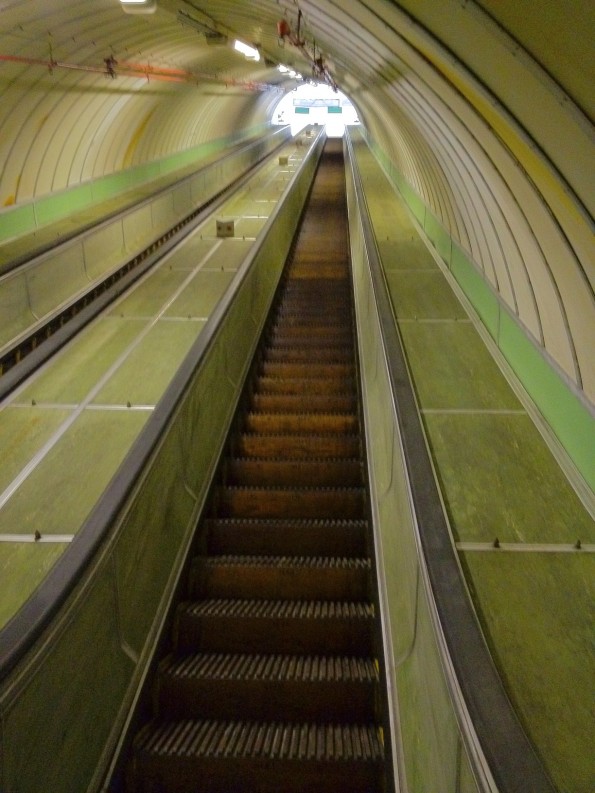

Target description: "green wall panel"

left=0, top=126, right=270, bottom=245
left=35, top=185, right=94, bottom=227
left=0, top=204, right=36, bottom=245
left=115, top=427, right=197, bottom=655
left=498, top=310, right=595, bottom=491
left=424, top=211, right=452, bottom=265
left=400, top=180, right=426, bottom=225
left=450, top=243, right=499, bottom=339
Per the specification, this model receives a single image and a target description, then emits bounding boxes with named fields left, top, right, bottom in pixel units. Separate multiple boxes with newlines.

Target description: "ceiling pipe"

left=0, top=53, right=275, bottom=91
left=277, top=10, right=338, bottom=91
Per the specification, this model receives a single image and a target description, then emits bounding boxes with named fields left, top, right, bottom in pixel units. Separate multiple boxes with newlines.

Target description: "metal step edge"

left=194, top=555, right=371, bottom=569
left=227, top=456, right=362, bottom=464
left=135, top=719, right=384, bottom=762
left=246, top=412, right=357, bottom=419
left=217, top=486, right=365, bottom=494
left=238, top=432, right=360, bottom=440
left=204, top=518, right=368, bottom=529
left=159, top=652, right=379, bottom=683
left=179, top=599, right=375, bottom=620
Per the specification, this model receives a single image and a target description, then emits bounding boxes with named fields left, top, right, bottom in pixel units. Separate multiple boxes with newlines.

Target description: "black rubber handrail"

left=344, top=130, right=556, bottom=793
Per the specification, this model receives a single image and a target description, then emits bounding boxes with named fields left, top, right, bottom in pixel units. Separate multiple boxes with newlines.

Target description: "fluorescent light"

left=234, top=40, right=260, bottom=61
left=120, top=0, right=156, bottom=12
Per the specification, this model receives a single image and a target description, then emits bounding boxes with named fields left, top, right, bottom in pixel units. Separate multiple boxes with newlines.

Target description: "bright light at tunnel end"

left=272, top=82, right=358, bottom=138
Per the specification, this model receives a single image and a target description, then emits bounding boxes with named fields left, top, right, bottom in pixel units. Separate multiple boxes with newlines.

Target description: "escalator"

left=126, top=139, right=390, bottom=793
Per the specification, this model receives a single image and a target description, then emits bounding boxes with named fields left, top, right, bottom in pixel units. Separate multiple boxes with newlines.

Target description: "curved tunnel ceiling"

left=0, top=0, right=593, bottom=414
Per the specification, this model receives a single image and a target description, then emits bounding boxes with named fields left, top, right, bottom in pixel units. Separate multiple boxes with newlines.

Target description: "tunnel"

left=0, top=2, right=593, bottom=792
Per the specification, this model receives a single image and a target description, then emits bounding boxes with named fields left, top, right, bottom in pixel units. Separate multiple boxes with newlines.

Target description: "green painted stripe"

left=498, top=311, right=595, bottom=490
left=450, top=243, right=500, bottom=339
left=0, top=124, right=269, bottom=245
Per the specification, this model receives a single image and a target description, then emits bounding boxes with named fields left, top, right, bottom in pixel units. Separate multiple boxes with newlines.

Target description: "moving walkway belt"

left=126, top=140, right=390, bottom=793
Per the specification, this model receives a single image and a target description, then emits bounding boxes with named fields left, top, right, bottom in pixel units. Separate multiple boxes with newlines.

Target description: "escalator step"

left=281, top=278, right=350, bottom=291
left=205, top=518, right=368, bottom=557
left=156, top=652, right=378, bottom=721
left=268, top=332, right=353, bottom=347
left=289, top=261, right=351, bottom=277
left=251, top=392, right=356, bottom=413
left=188, top=554, right=371, bottom=600
left=244, top=412, right=358, bottom=434
left=262, top=361, right=354, bottom=379
left=276, top=306, right=349, bottom=319
left=225, top=457, right=362, bottom=487
left=265, top=346, right=353, bottom=363
left=174, top=598, right=374, bottom=655
left=255, top=376, right=355, bottom=396
left=275, top=316, right=349, bottom=328
left=236, top=433, right=361, bottom=459
left=132, top=719, right=384, bottom=793
left=126, top=145, right=387, bottom=793
left=215, top=485, right=365, bottom=519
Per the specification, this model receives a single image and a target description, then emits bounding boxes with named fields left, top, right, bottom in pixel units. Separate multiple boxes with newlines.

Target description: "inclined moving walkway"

left=123, top=139, right=392, bottom=793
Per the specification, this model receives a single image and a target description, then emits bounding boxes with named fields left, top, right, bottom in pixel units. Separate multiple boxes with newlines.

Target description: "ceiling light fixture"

left=234, top=40, right=261, bottom=61
left=119, top=0, right=156, bottom=14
